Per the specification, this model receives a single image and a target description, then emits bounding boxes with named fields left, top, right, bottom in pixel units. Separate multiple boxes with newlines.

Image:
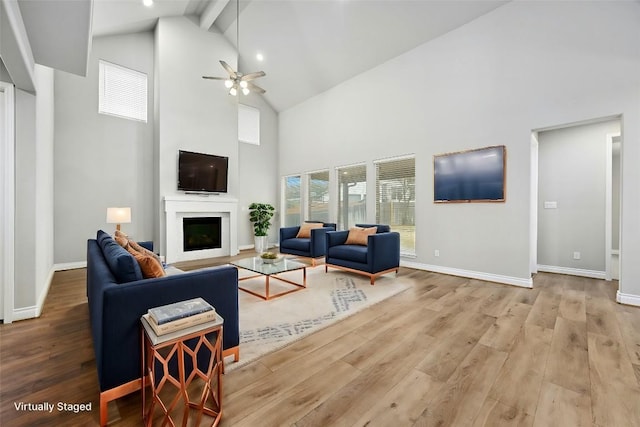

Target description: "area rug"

left=227, top=266, right=410, bottom=371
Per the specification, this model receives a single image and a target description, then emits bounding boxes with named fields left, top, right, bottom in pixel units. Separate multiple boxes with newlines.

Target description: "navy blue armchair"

left=325, top=224, right=400, bottom=284
left=279, top=222, right=336, bottom=266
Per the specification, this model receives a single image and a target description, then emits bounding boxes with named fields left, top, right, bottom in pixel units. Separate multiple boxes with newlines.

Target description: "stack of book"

left=143, top=297, right=216, bottom=336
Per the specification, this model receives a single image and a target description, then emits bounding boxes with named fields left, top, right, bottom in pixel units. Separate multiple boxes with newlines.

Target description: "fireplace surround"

left=164, top=196, right=239, bottom=263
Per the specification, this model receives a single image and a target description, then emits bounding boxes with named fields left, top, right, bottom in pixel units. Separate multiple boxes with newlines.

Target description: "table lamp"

left=106, top=207, right=131, bottom=231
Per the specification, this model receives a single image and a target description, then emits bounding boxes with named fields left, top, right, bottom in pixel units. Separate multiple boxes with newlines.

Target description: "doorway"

left=531, top=117, right=621, bottom=289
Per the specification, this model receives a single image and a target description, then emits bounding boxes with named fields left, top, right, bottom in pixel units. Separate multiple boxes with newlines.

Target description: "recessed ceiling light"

left=143, top=0, right=153, bottom=7
left=256, top=53, right=264, bottom=62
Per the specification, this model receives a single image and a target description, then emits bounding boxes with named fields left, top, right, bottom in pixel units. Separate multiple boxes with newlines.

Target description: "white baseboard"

left=54, top=261, right=87, bottom=271
left=12, top=266, right=56, bottom=322
left=400, top=260, right=533, bottom=288
left=616, top=291, right=640, bottom=307
left=12, top=305, right=39, bottom=322
left=238, top=244, right=254, bottom=251
left=537, top=264, right=606, bottom=280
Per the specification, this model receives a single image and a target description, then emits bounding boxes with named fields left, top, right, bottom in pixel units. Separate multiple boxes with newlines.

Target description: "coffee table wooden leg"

left=303, top=268, right=307, bottom=287
left=265, top=275, right=270, bottom=300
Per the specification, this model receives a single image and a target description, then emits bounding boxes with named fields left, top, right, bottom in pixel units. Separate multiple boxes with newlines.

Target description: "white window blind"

left=283, top=175, right=301, bottom=226
left=375, top=156, right=416, bottom=255
left=239, top=104, right=260, bottom=145
left=336, top=164, right=367, bottom=230
left=307, top=170, right=329, bottom=223
left=99, top=60, right=148, bottom=122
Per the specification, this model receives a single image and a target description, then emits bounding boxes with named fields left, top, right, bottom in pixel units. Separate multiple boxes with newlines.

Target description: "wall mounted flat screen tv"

left=433, top=145, right=505, bottom=203
left=178, top=150, right=228, bottom=193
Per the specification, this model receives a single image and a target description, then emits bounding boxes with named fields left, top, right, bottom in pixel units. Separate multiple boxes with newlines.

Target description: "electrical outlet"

left=434, top=249, right=440, bottom=257
left=573, top=252, right=581, bottom=260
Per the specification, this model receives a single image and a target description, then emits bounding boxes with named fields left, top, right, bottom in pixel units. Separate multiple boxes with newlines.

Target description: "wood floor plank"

left=533, top=382, right=591, bottom=427
left=558, top=288, right=587, bottom=323
left=415, top=311, right=496, bottom=382
left=614, top=308, right=640, bottom=366
left=479, top=301, right=532, bottom=352
left=525, top=290, right=562, bottom=329
left=543, top=317, right=590, bottom=395
left=416, top=344, right=508, bottom=426
left=472, top=398, right=533, bottom=427
left=488, top=324, right=553, bottom=416
left=350, top=369, right=443, bottom=427
left=587, top=332, right=640, bottom=427
left=226, top=359, right=360, bottom=427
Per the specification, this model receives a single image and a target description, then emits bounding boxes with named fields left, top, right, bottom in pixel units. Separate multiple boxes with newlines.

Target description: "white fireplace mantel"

left=164, top=195, right=239, bottom=263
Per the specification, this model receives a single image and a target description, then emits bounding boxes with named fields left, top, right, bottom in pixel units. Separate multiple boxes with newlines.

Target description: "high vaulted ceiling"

left=19, top=0, right=511, bottom=111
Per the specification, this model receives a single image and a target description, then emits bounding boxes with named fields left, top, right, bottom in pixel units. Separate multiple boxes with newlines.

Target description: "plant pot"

left=254, top=236, right=268, bottom=254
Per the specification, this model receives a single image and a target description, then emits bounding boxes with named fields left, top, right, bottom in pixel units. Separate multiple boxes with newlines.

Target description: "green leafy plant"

left=248, top=203, right=275, bottom=237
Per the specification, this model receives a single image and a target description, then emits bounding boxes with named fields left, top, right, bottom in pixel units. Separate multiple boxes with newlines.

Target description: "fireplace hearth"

left=183, top=217, right=222, bottom=252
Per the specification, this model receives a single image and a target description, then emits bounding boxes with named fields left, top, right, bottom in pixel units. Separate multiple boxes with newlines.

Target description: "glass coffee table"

left=230, top=257, right=307, bottom=300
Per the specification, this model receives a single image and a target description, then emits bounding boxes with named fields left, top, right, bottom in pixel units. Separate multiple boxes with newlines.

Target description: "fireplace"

left=164, top=196, right=238, bottom=263
left=183, top=217, right=222, bottom=252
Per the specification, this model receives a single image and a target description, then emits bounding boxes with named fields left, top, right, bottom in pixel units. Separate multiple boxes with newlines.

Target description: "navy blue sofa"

left=325, top=224, right=400, bottom=284
left=87, top=230, right=239, bottom=426
left=279, top=222, right=336, bottom=266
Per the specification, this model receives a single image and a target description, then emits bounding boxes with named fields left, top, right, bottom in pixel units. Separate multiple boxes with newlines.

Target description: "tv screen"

left=178, top=150, right=228, bottom=193
left=433, top=145, right=505, bottom=203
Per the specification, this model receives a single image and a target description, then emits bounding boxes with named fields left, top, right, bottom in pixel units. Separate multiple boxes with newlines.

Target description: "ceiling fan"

left=202, top=0, right=266, bottom=96
left=203, top=60, right=266, bottom=96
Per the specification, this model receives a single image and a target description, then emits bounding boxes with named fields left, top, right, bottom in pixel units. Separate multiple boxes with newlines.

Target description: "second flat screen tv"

left=178, top=150, right=228, bottom=193
left=433, top=145, right=505, bottom=203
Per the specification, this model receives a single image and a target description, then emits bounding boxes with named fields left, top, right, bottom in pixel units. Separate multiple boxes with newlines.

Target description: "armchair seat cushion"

left=281, top=237, right=311, bottom=252
left=328, top=244, right=368, bottom=264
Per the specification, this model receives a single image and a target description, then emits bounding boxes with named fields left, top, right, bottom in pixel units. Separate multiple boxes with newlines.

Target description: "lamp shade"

left=106, top=207, right=131, bottom=224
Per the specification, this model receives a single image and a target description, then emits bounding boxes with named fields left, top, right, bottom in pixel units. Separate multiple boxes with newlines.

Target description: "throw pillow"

left=127, top=246, right=166, bottom=279
left=296, top=222, right=323, bottom=238
left=128, top=239, right=163, bottom=266
left=345, top=226, right=377, bottom=246
left=114, top=235, right=129, bottom=249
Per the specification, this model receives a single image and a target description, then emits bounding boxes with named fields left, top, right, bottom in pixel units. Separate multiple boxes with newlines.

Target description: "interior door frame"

left=605, top=133, right=621, bottom=281
left=0, top=81, right=15, bottom=323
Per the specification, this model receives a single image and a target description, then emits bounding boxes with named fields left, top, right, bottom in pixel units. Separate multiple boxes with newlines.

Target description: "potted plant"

left=248, top=203, right=275, bottom=253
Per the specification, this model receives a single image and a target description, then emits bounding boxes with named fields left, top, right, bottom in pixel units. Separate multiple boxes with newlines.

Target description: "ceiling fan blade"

left=202, top=76, right=227, bottom=80
left=241, top=71, right=266, bottom=81
left=219, top=60, right=237, bottom=78
left=247, top=81, right=266, bottom=94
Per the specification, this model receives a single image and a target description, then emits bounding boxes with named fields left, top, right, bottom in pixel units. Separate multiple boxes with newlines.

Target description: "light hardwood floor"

left=1, top=255, right=639, bottom=426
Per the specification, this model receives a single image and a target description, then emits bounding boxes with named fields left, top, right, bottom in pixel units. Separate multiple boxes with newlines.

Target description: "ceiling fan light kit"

left=202, top=0, right=266, bottom=97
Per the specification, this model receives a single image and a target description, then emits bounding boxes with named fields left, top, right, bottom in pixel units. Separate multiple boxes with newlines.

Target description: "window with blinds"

left=375, top=156, right=415, bottom=255
left=308, top=170, right=329, bottom=222
left=336, top=164, right=367, bottom=230
left=284, top=175, right=301, bottom=226
left=98, top=60, right=148, bottom=122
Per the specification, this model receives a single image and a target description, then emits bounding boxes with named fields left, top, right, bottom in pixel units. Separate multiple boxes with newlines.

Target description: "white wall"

left=155, top=16, right=269, bottom=255
left=13, top=64, right=55, bottom=317
left=537, top=119, right=620, bottom=274
left=237, top=96, right=279, bottom=248
left=279, top=1, right=640, bottom=294
left=34, top=65, right=55, bottom=310
left=54, top=32, right=155, bottom=264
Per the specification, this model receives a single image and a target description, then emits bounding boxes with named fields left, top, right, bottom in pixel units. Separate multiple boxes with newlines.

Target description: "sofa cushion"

left=281, top=237, right=311, bottom=252
left=328, top=244, right=368, bottom=264
left=345, top=226, right=377, bottom=246
left=97, top=230, right=143, bottom=283
left=355, top=223, right=390, bottom=233
left=296, top=222, right=323, bottom=238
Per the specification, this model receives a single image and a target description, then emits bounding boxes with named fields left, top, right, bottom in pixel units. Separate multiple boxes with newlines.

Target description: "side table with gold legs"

left=141, top=314, right=224, bottom=427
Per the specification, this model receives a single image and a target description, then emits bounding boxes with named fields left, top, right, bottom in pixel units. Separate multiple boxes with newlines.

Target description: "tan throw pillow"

left=114, top=235, right=129, bottom=249
left=296, top=222, right=323, bottom=238
left=345, top=226, right=377, bottom=246
left=128, top=239, right=163, bottom=266
left=127, top=246, right=166, bottom=279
